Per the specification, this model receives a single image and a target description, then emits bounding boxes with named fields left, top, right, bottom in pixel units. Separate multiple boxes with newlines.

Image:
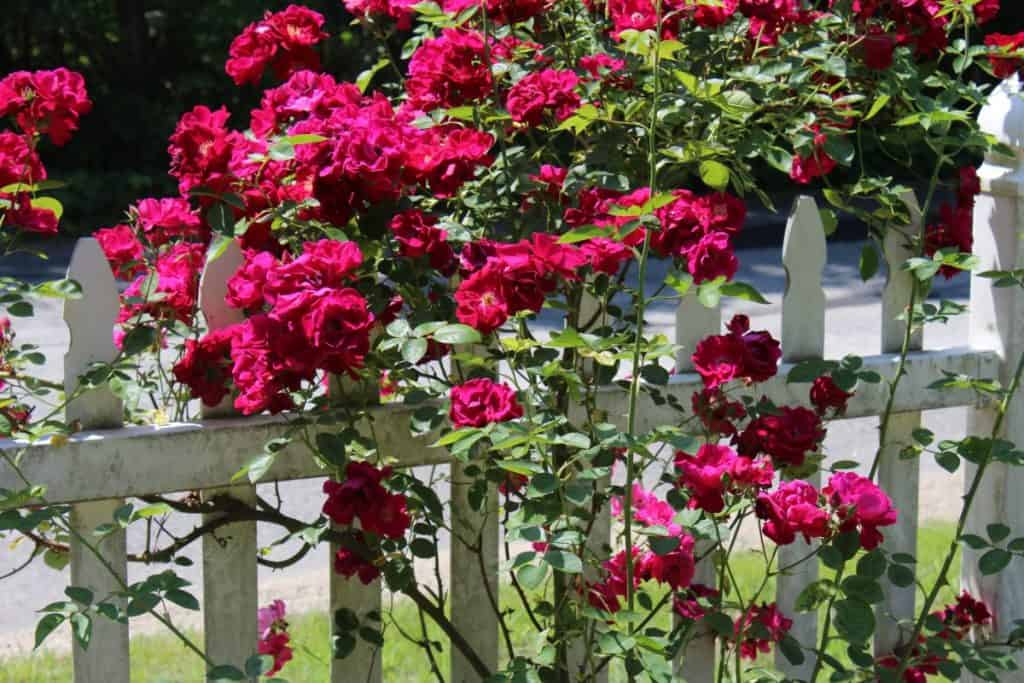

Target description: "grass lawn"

left=0, top=522, right=960, bottom=682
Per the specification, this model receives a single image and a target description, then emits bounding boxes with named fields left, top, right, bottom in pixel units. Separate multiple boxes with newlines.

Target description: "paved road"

left=0, top=238, right=973, bottom=653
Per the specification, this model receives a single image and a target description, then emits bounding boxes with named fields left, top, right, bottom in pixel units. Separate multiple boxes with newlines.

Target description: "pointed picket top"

left=63, top=237, right=122, bottom=428
left=199, top=238, right=246, bottom=332
left=198, top=239, right=245, bottom=418
left=781, top=195, right=827, bottom=361
left=881, top=192, right=924, bottom=353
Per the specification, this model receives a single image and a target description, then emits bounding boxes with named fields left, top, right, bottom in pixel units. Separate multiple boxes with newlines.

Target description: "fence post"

left=64, top=238, right=130, bottom=683
left=875, top=193, right=924, bottom=655
left=448, top=339, right=500, bottom=683
left=776, top=196, right=827, bottom=679
left=197, top=240, right=260, bottom=673
left=675, top=285, right=721, bottom=682
left=963, top=74, right=1024, bottom=679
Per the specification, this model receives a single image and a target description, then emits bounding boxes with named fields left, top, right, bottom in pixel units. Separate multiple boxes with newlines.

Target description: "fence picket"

left=197, top=242, right=259, bottom=673
left=776, top=196, right=827, bottom=679
left=329, top=536, right=383, bottom=683
left=63, top=238, right=129, bottom=683
left=675, top=291, right=721, bottom=682
left=875, top=193, right=924, bottom=656
left=567, top=286, right=610, bottom=682
left=450, top=462, right=500, bottom=682
left=962, top=74, right=1024, bottom=681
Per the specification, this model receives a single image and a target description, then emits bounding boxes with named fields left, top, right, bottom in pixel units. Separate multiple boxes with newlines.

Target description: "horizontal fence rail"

left=5, top=74, right=1024, bottom=681
left=0, top=347, right=998, bottom=505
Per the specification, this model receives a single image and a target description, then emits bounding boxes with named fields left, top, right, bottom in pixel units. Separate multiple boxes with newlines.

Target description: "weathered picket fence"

left=3, top=78, right=1024, bottom=682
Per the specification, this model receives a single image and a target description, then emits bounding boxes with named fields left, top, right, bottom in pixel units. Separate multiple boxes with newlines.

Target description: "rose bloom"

left=691, top=314, right=781, bottom=389
left=94, top=225, right=145, bottom=279
left=449, top=378, right=523, bottom=428
left=736, top=406, right=825, bottom=468
left=675, top=443, right=774, bottom=513
left=985, top=32, right=1024, bottom=79
left=755, top=480, right=830, bottom=545
left=734, top=603, right=793, bottom=661
left=506, top=70, right=581, bottom=126
left=823, top=472, right=898, bottom=550
left=809, top=375, right=853, bottom=415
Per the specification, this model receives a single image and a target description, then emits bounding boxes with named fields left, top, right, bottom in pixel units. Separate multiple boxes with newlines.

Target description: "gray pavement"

left=0, top=239, right=973, bottom=654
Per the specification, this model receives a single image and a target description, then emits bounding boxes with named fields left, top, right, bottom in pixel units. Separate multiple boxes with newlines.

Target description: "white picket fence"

left=3, top=77, right=1024, bottom=682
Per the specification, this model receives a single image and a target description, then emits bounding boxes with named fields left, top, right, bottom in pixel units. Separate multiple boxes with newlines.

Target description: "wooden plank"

left=962, top=78, right=1024, bottom=681
left=63, top=238, right=130, bottom=683
left=450, top=461, right=499, bottom=682
left=674, top=293, right=721, bottom=681
left=196, top=239, right=260, bottom=672
left=330, top=524, right=383, bottom=683
left=201, top=485, right=259, bottom=672
left=776, top=196, right=827, bottom=680
left=0, top=348, right=996, bottom=506
left=875, top=193, right=924, bottom=656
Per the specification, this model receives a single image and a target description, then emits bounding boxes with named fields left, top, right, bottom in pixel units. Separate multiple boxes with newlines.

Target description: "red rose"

left=986, top=33, right=1024, bottom=79
left=94, top=225, right=144, bottom=279
left=300, top=288, right=375, bottom=375
left=686, top=231, right=738, bottom=284
left=809, top=376, right=853, bottom=415
left=506, top=70, right=581, bottom=126
left=449, top=377, right=523, bottom=428
left=737, top=406, right=824, bottom=468
left=455, top=263, right=510, bottom=334
left=755, top=480, right=830, bottom=546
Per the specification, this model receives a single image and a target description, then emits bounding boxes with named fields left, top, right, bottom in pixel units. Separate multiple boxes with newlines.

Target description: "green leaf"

left=787, top=359, right=836, bottom=383
left=268, top=140, right=295, bottom=162
left=987, top=523, right=1011, bottom=543
left=401, top=338, right=428, bottom=364
left=31, top=196, right=63, bottom=221
left=865, top=95, right=890, bottom=121
left=34, top=613, right=64, bottom=650
left=841, top=576, right=884, bottom=604
left=65, top=587, right=94, bottom=605
left=779, top=634, right=805, bottom=666
left=980, top=548, right=1012, bottom=575
left=699, top=160, right=730, bottom=191
left=517, top=563, right=547, bottom=590
left=121, top=325, right=158, bottom=355
left=433, top=324, right=482, bottom=345
left=887, top=563, right=914, bottom=588
left=245, top=654, right=276, bottom=677
left=70, top=613, right=92, bottom=649
left=282, top=133, right=327, bottom=146
left=820, top=209, right=838, bottom=237
left=206, top=664, right=246, bottom=681
left=859, top=243, right=879, bottom=281
left=165, top=589, right=200, bottom=611
left=719, top=281, right=769, bottom=304
left=206, top=234, right=234, bottom=265
left=7, top=301, right=33, bottom=317
left=558, top=224, right=614, bottom=244
left=544, top=549, right=583, bottom=573
left=833, top=599, right=875, bottom=644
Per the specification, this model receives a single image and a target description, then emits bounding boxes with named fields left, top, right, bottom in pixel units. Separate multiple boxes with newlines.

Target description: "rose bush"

left=3, top=1, right=1024, bottom=682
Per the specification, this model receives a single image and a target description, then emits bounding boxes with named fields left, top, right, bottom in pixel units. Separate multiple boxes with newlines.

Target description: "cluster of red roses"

left=924, top=166, right=981, bottom=280
left=323, top=461, right=412, bottom=584
left=986, top=32, right=1024, bottom=78
left=0, top=68, right=90, bottom=235
left=587, top=540, right=697, bottom=613
left=173, top=240, right=375, bottom=414
left=756, top=472, right=898, bottom=549
left=257, top=600, right=294, bottom=676
left=877, top=591, right=993, bottom=681
left=225, top=5, right=327, bottom=86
